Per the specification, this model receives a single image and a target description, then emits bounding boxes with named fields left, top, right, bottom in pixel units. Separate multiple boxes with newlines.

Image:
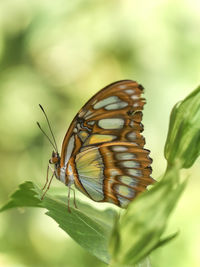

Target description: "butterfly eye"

left=49, top=151, right=60, bottom=164
left=50, top=156, right=59, bottom=164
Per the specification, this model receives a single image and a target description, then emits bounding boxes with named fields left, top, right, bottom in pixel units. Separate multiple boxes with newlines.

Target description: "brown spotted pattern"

left=60, top=80, right=154, bottom=207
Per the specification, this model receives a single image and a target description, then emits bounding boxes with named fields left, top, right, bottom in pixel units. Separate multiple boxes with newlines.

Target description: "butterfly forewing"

left=60, top=80, right=154, bottom=207
left=61, top=80, right=145, bottom=163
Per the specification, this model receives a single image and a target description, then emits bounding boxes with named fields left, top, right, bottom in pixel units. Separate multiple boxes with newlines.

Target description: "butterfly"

left=38, top=80, right=154, bottom=211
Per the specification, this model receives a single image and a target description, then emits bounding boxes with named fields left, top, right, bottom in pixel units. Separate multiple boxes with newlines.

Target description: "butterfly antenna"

left=38, top=104, right=58, bottom=152
left=37, top=122, right=57, bottom=151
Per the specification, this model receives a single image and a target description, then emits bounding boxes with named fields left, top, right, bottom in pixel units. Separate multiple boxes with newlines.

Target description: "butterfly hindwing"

left=73, top=142, right=152, bottom=207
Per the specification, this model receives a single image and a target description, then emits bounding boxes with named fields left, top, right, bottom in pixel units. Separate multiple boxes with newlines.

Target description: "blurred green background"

left=0, top=0, right=200, bottom=266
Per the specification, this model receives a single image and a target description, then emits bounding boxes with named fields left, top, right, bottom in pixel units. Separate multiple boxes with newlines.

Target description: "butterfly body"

left=48, top=80, right=154, bottom=208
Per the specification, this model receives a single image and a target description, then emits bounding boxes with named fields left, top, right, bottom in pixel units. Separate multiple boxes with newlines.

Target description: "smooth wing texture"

left=74, top=142, right=153, bottom=207
left=60, top=80, right=146, bottom=167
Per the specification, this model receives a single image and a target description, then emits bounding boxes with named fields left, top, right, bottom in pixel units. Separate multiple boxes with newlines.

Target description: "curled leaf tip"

left=164, top=85, right=200, bottom=169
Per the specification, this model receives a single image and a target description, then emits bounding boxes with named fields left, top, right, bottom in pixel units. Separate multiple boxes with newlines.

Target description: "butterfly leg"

left=42, top=164, right=54, bottom=191
left=41, top=164, right=50, bottom=190
left=67, top=187, right=71, bottom=213
left=71, top=188, right=78, bottom=209
left=41, top=171, right=55, bottom=200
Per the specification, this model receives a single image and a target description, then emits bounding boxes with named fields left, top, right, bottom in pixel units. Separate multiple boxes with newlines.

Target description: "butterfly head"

left=49, top=150, right=61, bottom=180
left=49, top=151, right=60, bottom=165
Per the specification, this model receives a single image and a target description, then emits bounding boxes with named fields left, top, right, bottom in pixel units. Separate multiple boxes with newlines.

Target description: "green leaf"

left=152, top=231, right=179, bottom=251
left=0, top=181, right=42, bottom=211
left=164, top=85, right=200, bottom=168
left=109, top=167, right=186, bottom=266
left=0, top=181, right=118, bottom=264
left=109, top=257, right=151, bottom=267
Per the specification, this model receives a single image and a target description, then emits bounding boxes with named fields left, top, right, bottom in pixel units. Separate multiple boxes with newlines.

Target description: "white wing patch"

left=115, top=152, right=136, bottom=160
left=98, top=118, right=124, bottom=129
left=93, top=96, right=120, bottom=109
left=118, top=175, right=138, bottom=187
left=65, top=135, right=75, bottom=165
left=105, top=101, right=128, bottom=110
